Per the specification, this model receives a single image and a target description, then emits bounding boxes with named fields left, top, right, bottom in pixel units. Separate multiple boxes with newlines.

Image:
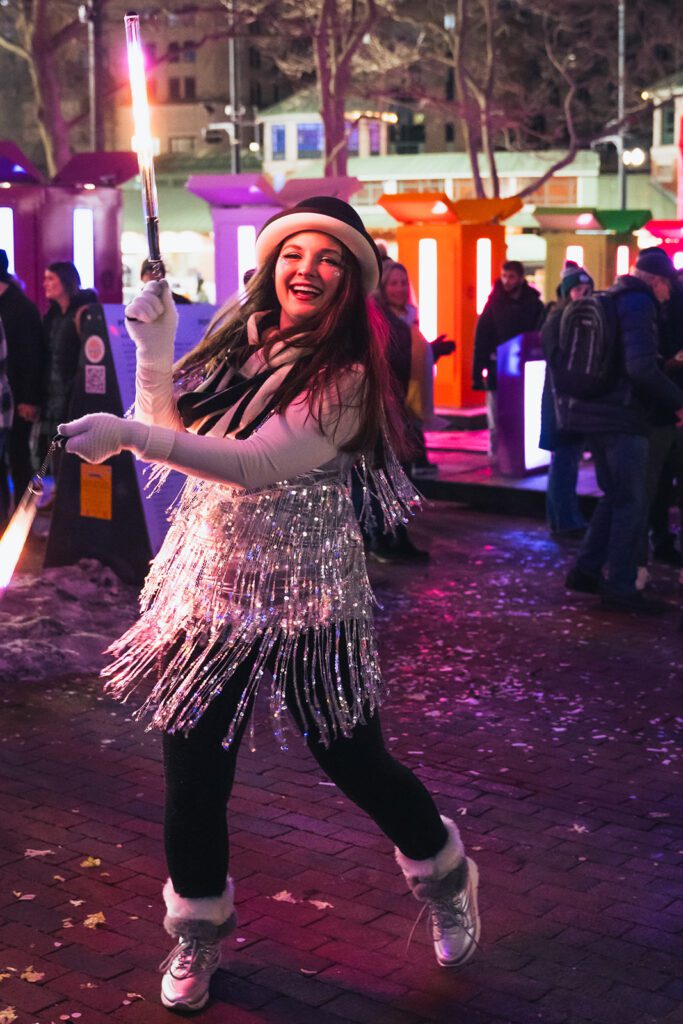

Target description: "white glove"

left=124, top=279, right=178, bottom=370
left=58, top=414, right=149, bottom=464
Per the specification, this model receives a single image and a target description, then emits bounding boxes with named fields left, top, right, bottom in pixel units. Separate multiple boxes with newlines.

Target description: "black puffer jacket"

left=0, top=282, right=44, bottom=407
left=41, top=288, right=98, bottom=435
left=472, top=279, right=544, bottom=391
left=555, top=275, right=683, bottom=436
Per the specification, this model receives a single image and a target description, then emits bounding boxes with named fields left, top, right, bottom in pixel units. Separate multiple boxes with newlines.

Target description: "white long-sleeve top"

left=132, top=326, right=363, bottom=490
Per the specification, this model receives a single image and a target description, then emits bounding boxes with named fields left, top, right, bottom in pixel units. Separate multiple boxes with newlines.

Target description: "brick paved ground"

left=1, top=503, right=682, bottom=1024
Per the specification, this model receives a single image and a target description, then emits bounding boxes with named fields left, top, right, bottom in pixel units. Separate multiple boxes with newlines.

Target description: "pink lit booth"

left=641, top=220, right=683, bottom=271
left=0, top=142, right=137, bottom=308
left=533, top=207, right=651, bottom=298
left=186, top=175, right=362, bottom=307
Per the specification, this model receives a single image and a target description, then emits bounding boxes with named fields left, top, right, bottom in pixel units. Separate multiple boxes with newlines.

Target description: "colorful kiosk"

left=377, top=193, right=522, bottom=409
left=533, top=207, right=651, bottom=297
left=639, top=220, right=683, bottom=269
left=0, top=142, right=137, bottom=307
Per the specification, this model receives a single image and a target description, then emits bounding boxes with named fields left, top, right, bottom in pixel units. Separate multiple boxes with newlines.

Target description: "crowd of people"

left=473, top=250, right=683, bottom=614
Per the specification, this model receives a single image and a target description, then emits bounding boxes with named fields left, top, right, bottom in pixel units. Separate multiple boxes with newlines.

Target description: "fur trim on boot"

left=163, top=877, right=237, bottom=941
left=395, top=817, right=465, bottom=883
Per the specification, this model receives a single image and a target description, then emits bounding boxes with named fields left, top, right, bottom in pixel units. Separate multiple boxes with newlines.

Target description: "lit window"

left=297, top=123, right=323, bottom=159
left=271, top=125, right=286, bottom=161
left=348, top=125, right=359, bottom=156
left=369, top=121, right=381, bottom=155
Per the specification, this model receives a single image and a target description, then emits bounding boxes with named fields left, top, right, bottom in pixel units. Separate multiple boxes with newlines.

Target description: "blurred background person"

left=40, top=261, right=97, bottom=486
left=0, top=315, right=14, bottom=530
left=0, top=249, right=43, bottom=511
left=141, top=259, right=192, bottom=305
left=540, top=263, right=592, bottom=538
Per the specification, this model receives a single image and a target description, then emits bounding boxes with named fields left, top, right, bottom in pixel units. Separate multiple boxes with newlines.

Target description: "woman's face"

left=43, top=270, right=67, bottom=304
left=383, top=267, right=410, bottom=311
left=275, top=231, right=344, bottom=329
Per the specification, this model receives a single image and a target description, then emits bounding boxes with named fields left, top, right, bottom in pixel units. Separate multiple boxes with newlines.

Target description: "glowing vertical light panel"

left=673, top=251, right=683, bottom=271
left=73, top=208, right=95, bottom=289
left=524, top=360, right=550, bottom=471
left=476, top=237, right=492, bottom=313
left=616, top=245, right=630, bottom=276
left=565, top=245, right=584, bottom=266
left=0, top=207, right=15, bottom=273
left=237, top=225, right=257, bottom=292
left=418, top=238, right=438, bottom=340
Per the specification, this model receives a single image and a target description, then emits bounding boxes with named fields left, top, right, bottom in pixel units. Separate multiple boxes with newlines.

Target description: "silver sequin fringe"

left=102, top=452, right=419, bottom=749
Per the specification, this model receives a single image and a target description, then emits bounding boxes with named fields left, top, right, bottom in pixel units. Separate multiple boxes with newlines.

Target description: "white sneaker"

left=160, top=937, right=221, bottom=1012
left=635, top=566, right=650, bottom=591
left=411, top=857, right=481, bottom=968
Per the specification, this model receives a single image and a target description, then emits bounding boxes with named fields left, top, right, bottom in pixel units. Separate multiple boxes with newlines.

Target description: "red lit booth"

left=0, top=143, right=138, bottom=308
left=378, top=193, right=522, bottom=409
left=640, top=220, right=683, bottom=270
left=533, top=207, right=651, bottom=298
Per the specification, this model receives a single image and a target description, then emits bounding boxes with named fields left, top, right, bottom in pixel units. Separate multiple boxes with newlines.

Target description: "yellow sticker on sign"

left=80, top=464, right=112, bottom=520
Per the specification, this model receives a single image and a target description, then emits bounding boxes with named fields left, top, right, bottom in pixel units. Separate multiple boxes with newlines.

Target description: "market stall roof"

left=378, top=192, right=522, bottom=225
left=52, top=152, right=138, bottom=187
left=643, top=219, right=683, bottom=241
left=186, top=174, right=279, bottom=207
left=533, top=207, right=651, bottom=233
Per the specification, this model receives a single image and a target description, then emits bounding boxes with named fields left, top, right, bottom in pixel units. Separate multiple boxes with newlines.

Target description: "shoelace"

left=158, top=938, right=221, bottom=979
left=405, top=888, right=480, bottom=957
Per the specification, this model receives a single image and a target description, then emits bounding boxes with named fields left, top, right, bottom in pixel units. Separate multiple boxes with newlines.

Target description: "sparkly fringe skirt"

left=102, top=460, right=418, bottom=747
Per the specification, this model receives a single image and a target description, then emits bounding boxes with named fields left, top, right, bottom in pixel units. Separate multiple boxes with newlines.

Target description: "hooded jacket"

left=0, top=282, right=44, bottom=407
left=555, top=275, right=683, bottom=436
left=42, top=288, right=98, bottom=433
left=472, top=279, right=544, bottom=391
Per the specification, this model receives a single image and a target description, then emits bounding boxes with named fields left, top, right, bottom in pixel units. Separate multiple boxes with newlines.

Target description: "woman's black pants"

left=162, top=645, right=449, bottom=899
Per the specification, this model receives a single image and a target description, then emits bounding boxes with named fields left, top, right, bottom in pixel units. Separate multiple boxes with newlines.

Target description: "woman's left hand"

left=58, top=414, right=140, bottom=464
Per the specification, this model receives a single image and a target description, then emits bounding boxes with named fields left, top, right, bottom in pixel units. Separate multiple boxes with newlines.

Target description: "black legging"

left=162, top=639, right=448, bottom=898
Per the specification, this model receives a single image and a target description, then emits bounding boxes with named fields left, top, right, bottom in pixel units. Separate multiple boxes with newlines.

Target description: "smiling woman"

left=57, top=196, right=480, bottom=1012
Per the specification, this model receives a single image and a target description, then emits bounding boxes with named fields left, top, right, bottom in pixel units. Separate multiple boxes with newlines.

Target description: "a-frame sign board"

left=44, top=303, right=216, bottom=584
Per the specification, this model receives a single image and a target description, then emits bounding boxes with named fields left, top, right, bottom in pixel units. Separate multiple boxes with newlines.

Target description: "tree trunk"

left=454, top=0, right=485, bottom=198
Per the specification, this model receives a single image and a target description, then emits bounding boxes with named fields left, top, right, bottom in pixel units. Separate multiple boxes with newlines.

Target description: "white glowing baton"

left=0, top=436, right=65, bottom=596
left=125, top=11, right=163, bottom=278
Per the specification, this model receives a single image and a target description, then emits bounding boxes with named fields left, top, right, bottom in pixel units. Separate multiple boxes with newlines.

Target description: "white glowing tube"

left=673, top=251, right=683, bottom=271
left=524, top=360, right=550, bottom=472
left=237, top=225, right=257, bottom=292
left=616, top=244, right=630, bottom=277
left=0, top=207, right=14, bottom=273
left=125, top=12, right=161, bottom=269
left=476, top=237, right=492, bottom=314
left=418, top=238, right=438, bottom=340
left=0, top=483, right=42, bottom=593
left=73, top=208, right=95, bottom=289
left=566, top=245, right=584, bottom=266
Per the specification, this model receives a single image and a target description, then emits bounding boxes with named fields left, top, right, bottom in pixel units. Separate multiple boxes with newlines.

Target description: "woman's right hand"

left=124, top=279, right=179, bottom=367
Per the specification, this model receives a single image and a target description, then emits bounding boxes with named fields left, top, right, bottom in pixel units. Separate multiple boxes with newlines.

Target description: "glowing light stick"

left=0, top=437, right=64, bottom=596
left=124, top=11, right=163, bottom=277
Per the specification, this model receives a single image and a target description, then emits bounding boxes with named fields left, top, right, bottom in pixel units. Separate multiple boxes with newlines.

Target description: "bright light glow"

left=566, top=245, right=584, bottom=266
left=418, top=238, right=438, bottom=340
left=237, top=224, right=257, bottom=291
left=248, top=142, right=260, bottom=153
left=0, top=182, right=10, bottom=190
left=623, top=147, right=646, bottom=168
left=73, top=208, right=95, bottom=289
left=125, top=16, right=155, bottom=173
left=616, top=244, right=630, bottom=276
left=476, top=237, right=492, bottom=314
left=431, top=201, right=449, bottom=215
left=83, top=183, right=96, bottom=191
left=524, top=361, right=551, bottom=472
left=673, top=251, right=683, bottom=271
left=0, top=206, right=15, bottom=273
left=576, top=212, right=593, bottom=227
left=0, top=485, right=41, bottom=590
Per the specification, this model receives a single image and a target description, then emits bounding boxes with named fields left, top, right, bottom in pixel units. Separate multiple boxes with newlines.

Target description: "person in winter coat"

left=0, top=250, right=43, bottom=507
left=40, top=261, right=97, bottom=481
left=539, top=264, right=592, bottom=537
left=58, top=198, right=480, bottom=1013
left=561, top=252, right=683, bottom=614
left=0, top=316, right=14, bottom=528
left=472, top=260, right=544, bottom=458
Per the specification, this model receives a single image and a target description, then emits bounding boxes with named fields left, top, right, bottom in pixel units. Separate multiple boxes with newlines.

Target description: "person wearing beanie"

left=559, top=248, right=683, bottom=613
left=472, top=259, right=544, bottom=459
left=0, top=250, right=43, bottom=510
left=59, top=197, right=480, bottom=1012
left=539, top=263, right=592, bottom=537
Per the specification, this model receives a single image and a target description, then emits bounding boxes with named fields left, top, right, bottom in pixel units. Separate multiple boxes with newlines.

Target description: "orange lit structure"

left=378, top=193, right=522, bottom=409
left=533, top=208, right=651, bottom=298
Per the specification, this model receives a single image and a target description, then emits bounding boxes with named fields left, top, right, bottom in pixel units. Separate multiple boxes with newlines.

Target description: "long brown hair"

left=175, top=238, right=408, bottom=459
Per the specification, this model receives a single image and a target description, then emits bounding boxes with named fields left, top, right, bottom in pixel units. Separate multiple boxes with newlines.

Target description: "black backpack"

left=551, top=293, right=619, bottom=400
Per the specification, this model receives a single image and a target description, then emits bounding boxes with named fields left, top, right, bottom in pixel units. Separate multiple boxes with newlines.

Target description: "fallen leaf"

left=20, top=967, right=45, bottom=983
left=0, top=1008, right=17, bottom=1023
left=125, top=993, right=144, bottom=1002
left=12, top=892, right=35, bottom=901
left=271, top=891, right=298, bottom=904
left=69, top=900, right=85, bottom=908
left=0, top=976, right=9, bottom=984
left=61, top=918, right=74, bottom=929
left=80, top=983, right=98, bottom=990
left=83, top=912, right=106, bottom=929
left=308, top=899, right=333, bottom=911
left=53, top=875, right=66, bottom=882
left=24, top=849, right=54, bottom=859
left=80, top=857, right=101, bottom=869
